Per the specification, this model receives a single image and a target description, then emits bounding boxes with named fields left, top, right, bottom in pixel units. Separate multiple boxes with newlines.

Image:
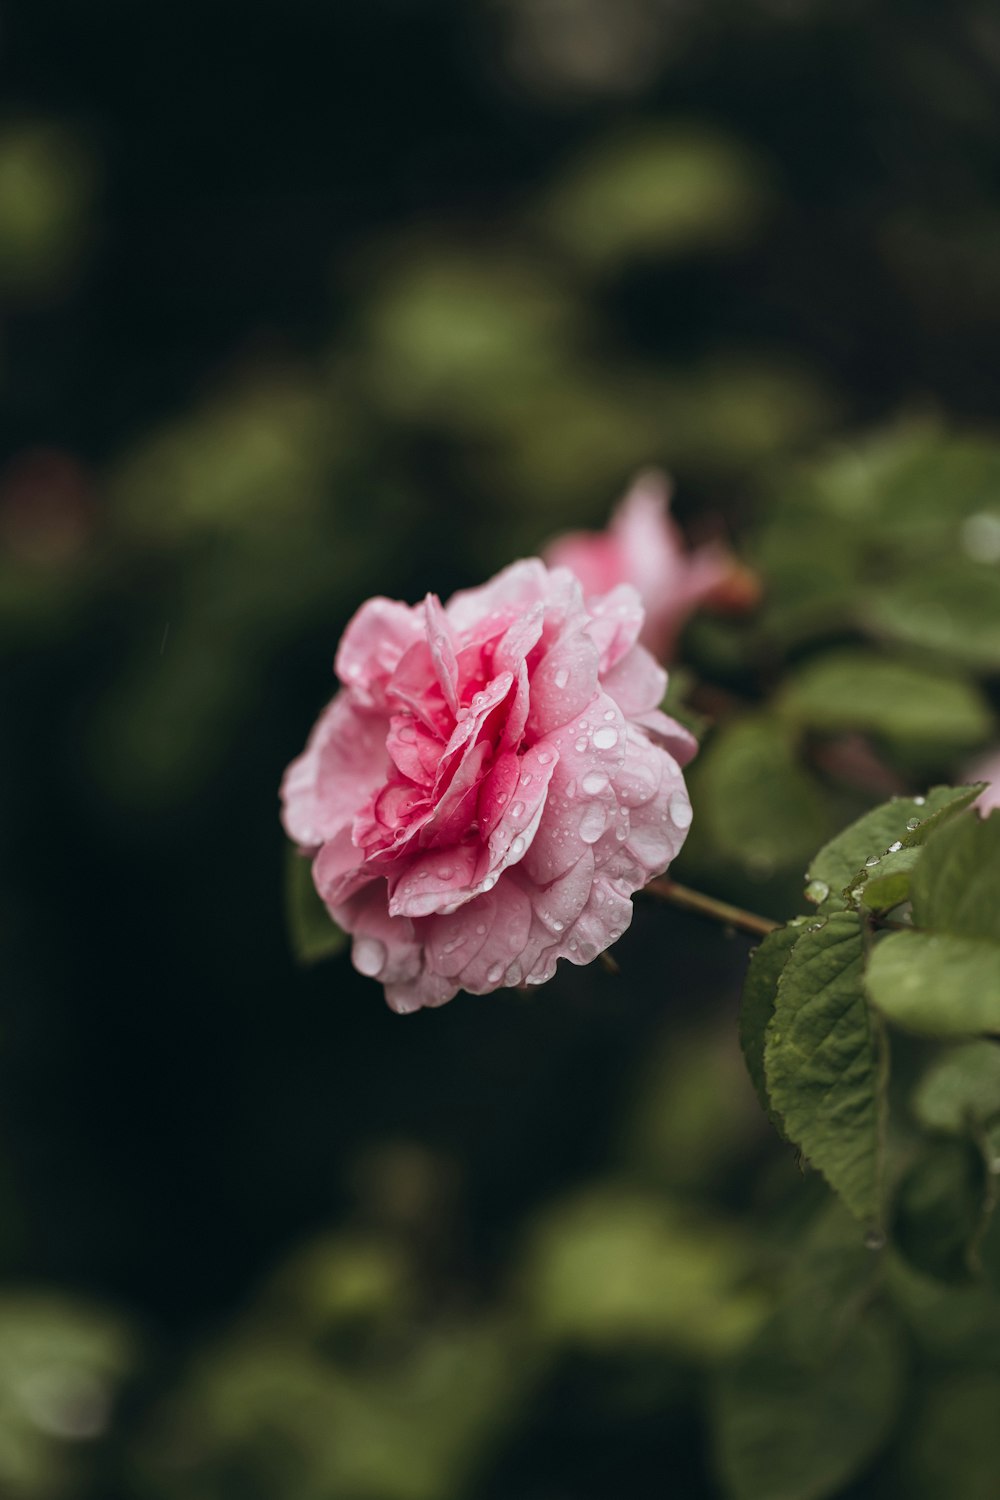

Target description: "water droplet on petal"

left=510, top=800, right=524, bottom=819
left=510, top=836, right=525, bottom=857
left=574, top=737, right=588, bottom=753
left=520, top=774, right=533, bottom=787
left=486, top=962, right=505, bottom=985
left=438, top=865, right=454, bottom=879
left=354, top=937, right=387, bottom=978
left=537, top=750, right=552, bottom=765
left=593, top=727, right=618, bottom=750
left=581, top=771, right=608, bottom=795
left=603, top=709, right=615, bottom=721
left=669, top=794, right=693, bottom=829
left=554, top=667, right=569, bottom=689
left=579, top=804, right=607, bottom=844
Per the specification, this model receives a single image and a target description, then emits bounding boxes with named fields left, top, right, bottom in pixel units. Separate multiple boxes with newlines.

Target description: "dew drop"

left=510, top=800, right=525, bottom=819
left=537, top=750, right=552, bottom=765
left=805, top=879, right=830, bottom=904
left=906, top=817, right=921, bottom=831
left=480, top=873, right=498, bottom=892
left=593, top=726, right=618, bottom=750
left=442, top=936, right=466, bottom=955
left=579, top=804, right=607, bottom=844
left=581, top=771, right=609, bottom=795
left=520, top=774, right=533, bottom=787
left=669, top=794, right=693, bottom=829
left=888, top=840, right=903, bottom=853
left=476, top=923, right=487, bottom=935
left=354, top=937, right=386, bottom=978
left=864, top=1229, right=886, bottom=1252
left=505, top=961, right=522, bottom=986
left=603, top=709, right=615, bottom=721
left=864, top=855, right=880, bottom=868
left=438, top=865, right=454, bottom=879
left=486, top=962, right=505, bottom=984
left=554, top=667, right=569, bottom=689
left=510, top=835, right=526, bottom=857
left=913, top=796, right=926, bottom=807
left=574, top=737, right=588, bottom=753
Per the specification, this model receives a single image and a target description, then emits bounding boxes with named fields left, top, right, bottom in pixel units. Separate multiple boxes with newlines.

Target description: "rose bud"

left=281, top=560, right=695, bottom=1012
left=543, top=469, right=759, bottom=662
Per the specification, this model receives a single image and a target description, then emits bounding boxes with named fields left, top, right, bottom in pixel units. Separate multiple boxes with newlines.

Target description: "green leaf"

left=777, top=651, right=994, bottom=751
left=867, top=813, right=1000, bottom=1036
left=910, top=807, right=1000, bottom=940
left=714, top=1308, right=901, bottom=1500
left=851, top=845, right=921, bottom=913
left=806, top=784, right=983, bottom=905
left=739, top=923, right=805, bottom=1130
left=764, top=913, right=883, bottom=1222
left=892, top=1138, right=986, bottom=1284
left=866, top=564, right=1000, bottom=670
left=913, top=1042, right=1000, bottom=1134
left=867, top=932, right=1000, bottom=1037
left=695, top=715, right=833, bottom=875
left=285, top=845, right=348, bottom=966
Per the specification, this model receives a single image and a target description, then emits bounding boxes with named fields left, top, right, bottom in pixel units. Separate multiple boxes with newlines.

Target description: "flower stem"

left=644, top=877, right=781, bottom=939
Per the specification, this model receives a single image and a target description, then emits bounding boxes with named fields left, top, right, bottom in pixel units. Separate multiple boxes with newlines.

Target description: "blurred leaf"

left=765, top=913, right=883, bottom=1223
left=777, top=652, right=993, bottom=753
left=913, top=1042, right=1000, bottom=1135
left=0, top=1294, right=132, bottom=1500
left=867, top=812, right=1000, bottom=1036
left=901, top=1373, right=1000, bottom=1500
left=520, top=1189, right=765, bottom=1363
left=910, top=807, right=1000, bottom=941
left=866, top=565, right=1000, bottom=670
left=624, top=1020, right=764, bottom=1187
left=771, top=1199, right=885, bottom=1364
left=714, top=1306, right=901, bottom=1500
left=111, top=374, right=341, bottom=542
left=739, top=922, right=806, bottom=1130
left=542, top=126, right=769, bottom=270
left=694, top=716, right=832, bottom=877
left=868, top=931, right=1000, bottom=1037
left=886, top=1252, right=1000, bottom=1366
left=891, top=1138, right=986, bottom=1284
left=0, top=122, right=96, bottom=296
left=286, top=848, right=347, bottom=967
left=143, top=1317, right=524, bottom=1500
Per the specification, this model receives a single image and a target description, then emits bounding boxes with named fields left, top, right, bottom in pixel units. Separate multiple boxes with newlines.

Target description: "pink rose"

left=281, top=559, right=695, bottom=1013
left=543, top=470, right=758, bottom=662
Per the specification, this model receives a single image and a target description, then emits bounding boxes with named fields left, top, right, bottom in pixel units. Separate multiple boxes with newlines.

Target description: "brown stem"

left=644, top=877, right=781, bottom=939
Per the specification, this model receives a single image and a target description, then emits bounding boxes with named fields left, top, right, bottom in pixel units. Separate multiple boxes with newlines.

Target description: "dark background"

left=1, top=2, right=999, bottom=1496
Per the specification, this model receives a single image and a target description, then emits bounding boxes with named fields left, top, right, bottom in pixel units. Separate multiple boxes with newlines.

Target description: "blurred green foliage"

left=3, top=2, right=1000, bottom=1498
